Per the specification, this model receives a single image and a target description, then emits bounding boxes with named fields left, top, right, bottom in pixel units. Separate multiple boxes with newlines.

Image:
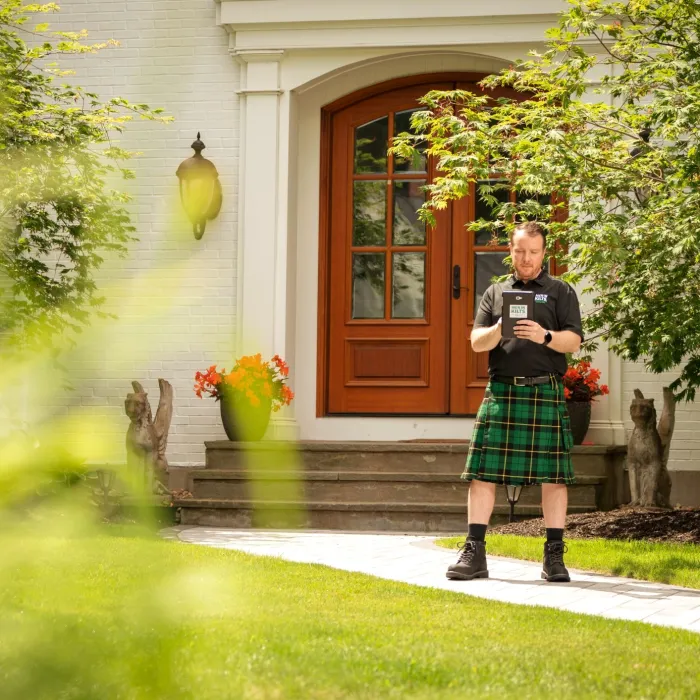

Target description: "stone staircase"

left=175, top=441, right=627, bottom=533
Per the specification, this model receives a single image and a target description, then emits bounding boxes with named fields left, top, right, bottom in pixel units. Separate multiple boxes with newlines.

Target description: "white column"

left=233, top=48, right=298, bottom=439
left=606, top=348, right=627, bottom=444
left=588, top=344, right=626, bottom=445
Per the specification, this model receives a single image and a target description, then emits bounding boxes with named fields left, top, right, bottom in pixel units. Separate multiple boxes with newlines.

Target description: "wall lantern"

left=176, top=132, right=222, bottom=240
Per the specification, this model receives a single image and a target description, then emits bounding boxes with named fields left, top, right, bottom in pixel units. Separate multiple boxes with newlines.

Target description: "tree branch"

left=566, top=145, right=666, bottom=183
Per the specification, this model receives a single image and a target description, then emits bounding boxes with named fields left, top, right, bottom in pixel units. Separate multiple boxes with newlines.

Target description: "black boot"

left=542, top=541, right=570, bottom=582
left=446, top=540, right=488, bottom=580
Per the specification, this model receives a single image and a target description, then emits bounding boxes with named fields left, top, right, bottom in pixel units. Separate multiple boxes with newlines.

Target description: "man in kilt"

left=447, top=221, right=583, bottom=583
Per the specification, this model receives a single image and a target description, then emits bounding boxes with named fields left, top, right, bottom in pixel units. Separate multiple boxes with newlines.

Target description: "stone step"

left=205, top=441, right=468, bottom=474
left=188, top=470, right=602, bottom=508
left=204, top=441, right=626, bottom=479
left=183, top=441, right=627, bottom=532
left=176, top=498, right=597, bottom=532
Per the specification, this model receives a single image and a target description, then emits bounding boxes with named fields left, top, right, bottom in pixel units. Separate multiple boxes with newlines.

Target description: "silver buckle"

left=513, top=376, right=528, bottom=386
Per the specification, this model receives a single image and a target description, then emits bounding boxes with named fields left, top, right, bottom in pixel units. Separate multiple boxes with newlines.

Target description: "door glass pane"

left=394, top=108, right=427, bottom=173
left=353, top=181, right=386, bottom=246
left=352, top=253, right=385, bottom=319
left=474, top=252, right=509, bottom=317
left=354, top=116, right=388, bottom=173
left=393, top=180, right=426, bottom=245
left=392, top=252, right=425, bottom=319
left=474, top=180, right=510, bottom=245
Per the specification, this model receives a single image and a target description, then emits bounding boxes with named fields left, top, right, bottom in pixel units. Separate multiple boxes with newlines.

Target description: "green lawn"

left=1, top=520, right=699, bottom=699
left=437, top=534, right=700, bottom=589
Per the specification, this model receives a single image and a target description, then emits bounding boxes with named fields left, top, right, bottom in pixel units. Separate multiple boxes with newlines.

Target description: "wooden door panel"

left=345, top=338, right=429, bottom=387
left=327, top=84, right=452, bottom=414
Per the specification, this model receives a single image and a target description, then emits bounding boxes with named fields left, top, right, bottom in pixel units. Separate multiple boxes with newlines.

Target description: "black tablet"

left=501, top=289, right=534, bottom=338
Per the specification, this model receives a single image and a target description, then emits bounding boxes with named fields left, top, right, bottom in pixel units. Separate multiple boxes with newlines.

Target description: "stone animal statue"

left=627, top=388, right=674, bottom=508
left=125, top=379, right=173, bottom=494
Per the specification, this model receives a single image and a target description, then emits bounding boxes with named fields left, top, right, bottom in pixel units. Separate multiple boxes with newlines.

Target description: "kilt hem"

left=459, top=473, right=575, bottom=486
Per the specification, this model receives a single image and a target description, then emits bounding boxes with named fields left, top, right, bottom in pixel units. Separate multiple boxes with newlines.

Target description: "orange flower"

left=195, top=354, right=294, bottom=410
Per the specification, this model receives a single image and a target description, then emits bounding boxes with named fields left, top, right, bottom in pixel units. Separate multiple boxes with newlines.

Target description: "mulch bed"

left=491, top=506, right=700, bottom=544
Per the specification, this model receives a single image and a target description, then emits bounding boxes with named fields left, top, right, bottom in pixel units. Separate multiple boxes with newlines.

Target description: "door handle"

left=452, top=265, right=469, bottom=299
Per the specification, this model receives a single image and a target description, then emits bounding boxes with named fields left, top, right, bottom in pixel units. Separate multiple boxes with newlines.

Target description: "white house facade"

left=46, top=0, right=700, bottom=504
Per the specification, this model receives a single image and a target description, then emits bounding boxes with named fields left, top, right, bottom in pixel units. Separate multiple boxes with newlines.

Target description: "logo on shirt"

left=535, top=293, right=549, bottom=304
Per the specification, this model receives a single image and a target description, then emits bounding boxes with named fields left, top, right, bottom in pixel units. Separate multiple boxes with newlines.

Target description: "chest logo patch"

left=535, top=293, right=549, bottom=304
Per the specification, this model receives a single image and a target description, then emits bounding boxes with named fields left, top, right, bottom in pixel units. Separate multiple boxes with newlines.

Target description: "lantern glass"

left=505, top=485, right=523, bottom=504
left=182, top=177, right=215, bottom=222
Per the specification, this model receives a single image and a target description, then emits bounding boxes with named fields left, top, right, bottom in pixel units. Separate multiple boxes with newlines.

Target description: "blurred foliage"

left=0, top=0, right=171, bottom=359
left=0, top=427, right=87, bottom=509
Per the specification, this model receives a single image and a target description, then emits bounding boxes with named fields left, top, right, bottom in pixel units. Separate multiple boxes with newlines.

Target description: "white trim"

left=586, top=420, right=626, bottom=445
left=216, top=1, right=568, bottom=26
left=267, top=416, right=301, bottom=440
left=236, top=89, right=284, bottom=96
left=227, top=28, right=553, bottom=53
left=217, top=1, right=565, bottom=53
left=232, top=49, right=286, bottom=64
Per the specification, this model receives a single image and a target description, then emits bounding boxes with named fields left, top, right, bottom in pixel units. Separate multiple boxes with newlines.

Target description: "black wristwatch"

left=543, top=330, right=553, bottom=346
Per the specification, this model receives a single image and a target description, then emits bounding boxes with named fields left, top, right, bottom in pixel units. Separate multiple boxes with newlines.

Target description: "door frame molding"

left=316, top=72, right=492, bottom=416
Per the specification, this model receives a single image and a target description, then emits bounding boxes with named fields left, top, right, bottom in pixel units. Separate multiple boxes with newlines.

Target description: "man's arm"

left=471, top=318, right=503, bottom=353
left=471, top=286, right=501, bottom=353
left=547, top=329, right=581, bottom=354
left=513, top=321, right=581, bottom=353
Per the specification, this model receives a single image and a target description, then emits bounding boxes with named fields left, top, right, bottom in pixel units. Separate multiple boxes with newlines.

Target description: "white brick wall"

left=622, top=362, right=700, bottom=473
left=43, top=0, right=239, bottom=465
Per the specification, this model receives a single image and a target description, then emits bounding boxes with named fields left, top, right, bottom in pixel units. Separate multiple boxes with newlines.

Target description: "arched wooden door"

left=318, top=74, right=525, bottom=416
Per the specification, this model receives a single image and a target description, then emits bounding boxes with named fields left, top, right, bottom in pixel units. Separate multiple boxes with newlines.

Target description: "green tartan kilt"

left=462, top=377, right=575, bottom=485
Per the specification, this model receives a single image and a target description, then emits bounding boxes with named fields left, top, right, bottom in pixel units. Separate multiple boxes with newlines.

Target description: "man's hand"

left=513, top=321, right=582, bottom=353
left=471, top=318, right=503, bottom=352
left=514, top=320, right=546, bottom=344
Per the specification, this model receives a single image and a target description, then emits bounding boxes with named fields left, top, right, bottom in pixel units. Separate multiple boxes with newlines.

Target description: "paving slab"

left=165, top=527, right=700, bottom=634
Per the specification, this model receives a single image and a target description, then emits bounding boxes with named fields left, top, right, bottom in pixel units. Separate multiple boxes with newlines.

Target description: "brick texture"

left=43, top=0, right=239, bottom=465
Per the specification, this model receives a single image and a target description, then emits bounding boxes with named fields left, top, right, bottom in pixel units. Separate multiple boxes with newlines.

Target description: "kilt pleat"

left=462, top=377, right=575, bottom=485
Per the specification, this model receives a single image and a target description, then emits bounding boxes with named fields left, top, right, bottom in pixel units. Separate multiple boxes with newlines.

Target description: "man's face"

left=509, top=230, right=545, bottom=281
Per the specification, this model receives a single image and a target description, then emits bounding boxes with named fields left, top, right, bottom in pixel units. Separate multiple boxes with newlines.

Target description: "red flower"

left=563, top=359, right=609, bottom=403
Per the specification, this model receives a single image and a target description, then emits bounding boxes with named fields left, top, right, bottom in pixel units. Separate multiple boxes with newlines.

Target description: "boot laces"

left=457, top=540, right=479, bottom=564
left=546, top=541, right=568, bottom=565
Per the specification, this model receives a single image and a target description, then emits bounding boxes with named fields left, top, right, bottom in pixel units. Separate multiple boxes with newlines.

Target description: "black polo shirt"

left=474, top=269, right=584, bottom=378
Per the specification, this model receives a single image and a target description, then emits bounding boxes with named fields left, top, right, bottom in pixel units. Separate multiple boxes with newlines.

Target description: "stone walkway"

left=164, top=527, right=700, bottom=634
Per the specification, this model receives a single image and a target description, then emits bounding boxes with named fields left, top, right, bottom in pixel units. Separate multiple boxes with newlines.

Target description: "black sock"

left=467, top=523, right=487, bottom=542
left=546, top=528, right=564, bottom=542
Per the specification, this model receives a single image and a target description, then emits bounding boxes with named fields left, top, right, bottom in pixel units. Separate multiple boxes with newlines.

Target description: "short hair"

left=510, top=221, right=546, bottom=247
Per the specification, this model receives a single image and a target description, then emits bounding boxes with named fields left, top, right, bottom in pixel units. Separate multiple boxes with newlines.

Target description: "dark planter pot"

left=565, top=400, right=592, bottom=445
left=219, top=390, right=272, bottom=442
